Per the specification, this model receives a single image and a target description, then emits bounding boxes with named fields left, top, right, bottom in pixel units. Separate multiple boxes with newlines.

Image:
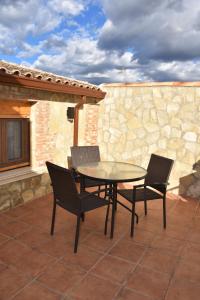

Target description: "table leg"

left=110, top=183, right=117, bottom=239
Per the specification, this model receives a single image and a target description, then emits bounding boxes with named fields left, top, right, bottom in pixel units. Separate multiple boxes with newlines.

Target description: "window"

left=0, top=118, right=30, bottom=171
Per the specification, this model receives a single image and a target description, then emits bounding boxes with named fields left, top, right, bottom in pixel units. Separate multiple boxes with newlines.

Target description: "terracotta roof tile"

left=0, top=60, right=101, bottom=91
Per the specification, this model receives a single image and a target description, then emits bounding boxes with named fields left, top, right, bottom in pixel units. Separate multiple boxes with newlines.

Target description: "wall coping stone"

left=102, top=82, right=200, bottom=87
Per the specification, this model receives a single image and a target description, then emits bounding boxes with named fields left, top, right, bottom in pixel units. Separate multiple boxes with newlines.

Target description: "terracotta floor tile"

left=187, top=229, right=200, bottom=244
left=82, top=231, right=117, bottom=253
left=70, top=273, right=120, bottom=300
left=13, top=248, right=55, bottom=277
left=137, top=219, right=163, bottom=234
left=38, top=261, right=86, bottom=294
left=91, top=254, right=134, bottom=283
left=166, top=279, right=200, bottom=300
left=116, top=288, right=152, bottom=300
left=150, top=235, right=185, bottom=254
left=36, top=235, right=73, bottom=258
left=191, top=217, right=200, bottom=230
left=0, top=213, right=14, bottom=227
left=181, top=242, right=200, bottom=265
left=5, top=204, right=32, bottom=219
left=12, top=281, right=61, bottom=300
left=18, top=211, right=51, bottom=230
left=140, top=248, right=178, bottom=274
left=16, top=226, right=53, bottom=248
left=109, top=238, right=146, bottom=263
left=0, top=265, right=30, bottom=300
left=0, top=262, right=7, bottom=272
left=174, top=259, right=200, bottom=283
left=62, top=244, right=103, bottom=271
left=0, top=219, right=31, bottom=238
left=0, top=233, right=10, bottom=245
left=1, top=192, right=199, bottom=300
left=125, top=229, right=156, bottom=246
left=0, top=239, right=30, bottom=265
left=161, top=223, right=190, bottom=240
left=126, top=266, right=170, bottom=300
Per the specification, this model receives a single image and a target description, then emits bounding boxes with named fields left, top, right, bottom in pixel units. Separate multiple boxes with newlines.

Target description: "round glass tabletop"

left=77, top=161, right=147, bottom=183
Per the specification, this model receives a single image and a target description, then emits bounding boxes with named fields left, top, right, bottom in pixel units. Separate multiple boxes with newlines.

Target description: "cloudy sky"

left=0, top=0, right=200, bottom=84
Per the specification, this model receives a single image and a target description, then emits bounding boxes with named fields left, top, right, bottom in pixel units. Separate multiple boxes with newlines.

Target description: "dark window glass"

left=0, top=118, right=30, bottom=171
left=7, top=120, right=22, bottom=160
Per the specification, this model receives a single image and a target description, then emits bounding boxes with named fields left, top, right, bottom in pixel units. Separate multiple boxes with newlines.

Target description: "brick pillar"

left=84, top=105, right=99, bottom=145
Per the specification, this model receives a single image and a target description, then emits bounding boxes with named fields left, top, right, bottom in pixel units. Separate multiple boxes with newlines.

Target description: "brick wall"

left=32, top=101, right=54, bottom=168
left=83, top=104, right=99, bottom=145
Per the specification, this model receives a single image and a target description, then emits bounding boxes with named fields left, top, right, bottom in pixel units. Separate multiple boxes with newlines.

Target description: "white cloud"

left=49, top=0, right=84, bottom=16
left=32, top=35, right=147, bottom=83
left=0, top=0, right=87, bottom=54
left=99, top=0, right=200, bottom=61
left=1, top=0, right=200, bottom=83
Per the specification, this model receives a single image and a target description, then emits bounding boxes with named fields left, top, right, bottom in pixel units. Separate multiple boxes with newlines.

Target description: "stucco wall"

left=98, top=84, right=200, bottom=189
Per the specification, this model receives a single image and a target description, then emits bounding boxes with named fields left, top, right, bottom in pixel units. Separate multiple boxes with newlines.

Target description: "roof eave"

left=0, top=73, right=106, bottom=100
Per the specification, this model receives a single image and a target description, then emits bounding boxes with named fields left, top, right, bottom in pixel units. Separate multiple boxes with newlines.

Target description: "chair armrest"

left=133, top=184, right=145, bottom=189
left=146, top=182, right=169, bottom=187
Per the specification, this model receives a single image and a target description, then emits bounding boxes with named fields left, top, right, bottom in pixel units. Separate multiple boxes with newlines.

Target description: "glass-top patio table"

left=77, top=161, right=147, bottom=238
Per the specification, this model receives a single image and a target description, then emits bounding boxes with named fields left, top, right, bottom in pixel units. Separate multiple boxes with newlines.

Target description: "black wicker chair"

left=46, top=161, right=110, bottom=253
left=70, top=146, right=107, bottom=194
left=117, top=154, right=174, bottom=236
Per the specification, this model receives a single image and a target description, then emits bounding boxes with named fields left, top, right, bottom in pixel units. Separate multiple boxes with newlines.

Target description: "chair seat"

left=79, top=191, right=109, bottom=212
left=118, top=187, right=162, bottom=203
left=84, top=177, right=106, bottom=188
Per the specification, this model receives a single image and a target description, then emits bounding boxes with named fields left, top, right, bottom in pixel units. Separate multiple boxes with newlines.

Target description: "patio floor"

left=0, top=190, right=200, bottom=300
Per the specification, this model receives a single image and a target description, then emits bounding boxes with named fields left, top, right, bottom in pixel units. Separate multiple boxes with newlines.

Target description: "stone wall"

left=0, top=172, right=51, bottom=211
left=98, top=83, right=200, bottom=190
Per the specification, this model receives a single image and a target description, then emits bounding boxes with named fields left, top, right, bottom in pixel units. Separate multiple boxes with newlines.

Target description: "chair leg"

left=104, top=185, right=108, bottom=199
left=50, top=199, right=56, bottom=235
left=110, top=183, right=117, bottom=239
left=135, top=213, right=139, bottom=224
left=144, top=187, right=147, bottom=215
left=81, top=212, right=85, bottom=222
left=98, top=185, right=100, bottom=197
left=144, top=199, right=147, bottom=215
left=131, top=201, right=136, bottom=237
left=163, top=194, right=166, bottom=228
left=104, top=200, right=111, bottom=235
left=74, top=216, right=81, bottom=253
left=80, top=175, right=85, bottom=193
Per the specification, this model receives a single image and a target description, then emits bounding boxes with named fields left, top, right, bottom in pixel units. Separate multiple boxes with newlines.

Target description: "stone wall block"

left=154, top=98, right=166, bottom=110
left=153, top=88, right=162, bottom=98
left=146, top=131, right=160, bottom=144
left=144, top=123, right=160, bottom=133
left=157, top=111, right=169, bottom=126
left=22, top=189, right=34, bottom=203
left=35, top=186, right=47, bottom=198
left=183, top=132, right=197, bottom=142
left=0, top=191, right=11, bottom=211
left=9, top=182, right=21, bottom=193
left=41, top=173, right=50, bottom=186
left=167, top=103, right=180, bottom=114
left=31, top=176, right=42, bottom=189
left=11, top=192, right=23, bottom=207
left=171, top=128, right=182, bottom=138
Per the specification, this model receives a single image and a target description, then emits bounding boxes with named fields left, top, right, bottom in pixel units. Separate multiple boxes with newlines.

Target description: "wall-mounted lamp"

left=67, top=107, right=75, bottom=122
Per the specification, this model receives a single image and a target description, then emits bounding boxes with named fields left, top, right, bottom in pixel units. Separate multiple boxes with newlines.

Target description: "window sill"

left=0, top=166, right=47, bottom=186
